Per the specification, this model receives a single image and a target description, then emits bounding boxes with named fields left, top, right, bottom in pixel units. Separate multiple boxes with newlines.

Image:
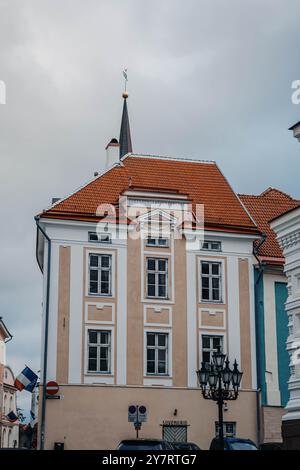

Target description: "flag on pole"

left=15, top=366, right=38, bottom=392
left=6, top=411, right=18, bottom=422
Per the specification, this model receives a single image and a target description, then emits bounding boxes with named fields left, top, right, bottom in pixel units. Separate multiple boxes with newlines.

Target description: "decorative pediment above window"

left=137, top=208, right=177, bottom=225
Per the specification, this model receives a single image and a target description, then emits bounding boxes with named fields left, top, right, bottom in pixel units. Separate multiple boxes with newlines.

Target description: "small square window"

left=88, top=232, right=111, bottom=243
left=146, top=237, right=169, bottom=247
left=88, top=232, right=98, bottom=242
left=201, top=240, right=221, bottom=251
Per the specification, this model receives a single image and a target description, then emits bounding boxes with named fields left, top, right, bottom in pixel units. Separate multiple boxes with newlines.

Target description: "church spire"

left=119, top=69, right=132, bottom=159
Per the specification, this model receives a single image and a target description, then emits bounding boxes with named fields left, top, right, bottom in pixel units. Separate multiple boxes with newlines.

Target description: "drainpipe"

left=253, top=232, right=266, bottom=445
left=35, top=216, right=51, bottom=450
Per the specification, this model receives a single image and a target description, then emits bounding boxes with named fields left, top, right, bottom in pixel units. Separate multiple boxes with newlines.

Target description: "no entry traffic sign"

left=46, top=381, right=59, bottom=395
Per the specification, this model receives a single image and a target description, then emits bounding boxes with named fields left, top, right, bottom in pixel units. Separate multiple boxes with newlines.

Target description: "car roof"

left=119, top=439, right=164, bottom=443
left=172, top=441, right=196, bottom=444
left=224, top=437, right=255, bottom=443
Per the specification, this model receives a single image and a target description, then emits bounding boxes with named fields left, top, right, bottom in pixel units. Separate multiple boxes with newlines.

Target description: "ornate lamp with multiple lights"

left=196, top=348, right=243, bottom=450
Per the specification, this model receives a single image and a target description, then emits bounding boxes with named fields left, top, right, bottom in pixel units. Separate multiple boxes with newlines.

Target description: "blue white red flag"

left=15, top=366, right=38, bottom=392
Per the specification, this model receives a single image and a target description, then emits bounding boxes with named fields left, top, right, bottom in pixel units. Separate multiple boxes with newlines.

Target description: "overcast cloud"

left=0, top=0, right=300, bottom=416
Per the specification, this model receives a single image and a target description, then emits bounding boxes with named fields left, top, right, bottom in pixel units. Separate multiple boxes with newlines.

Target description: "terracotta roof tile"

left=239, top=188, right=300, bottom=260
left=41, top=155, right=258, bottom=233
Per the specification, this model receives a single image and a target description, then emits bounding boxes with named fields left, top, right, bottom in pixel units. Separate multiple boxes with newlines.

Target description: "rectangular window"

left=215, top=422, right=236, bottom=438
left=146, top=332, right=168, bottom=375
left=146, top=237, right=169, bottom=247
left=147, top=258, right=168, bottom=298
left=201, top=261, right=222, bottom=302
left=87, top=330, right=111, bottom=373
left=88, top=232, right=111, bottom=243
left=202, top=335, right=223, bottom=365
left=89, top=253, right=112, bottom=296
left=202, top=241, right=221, bottom=251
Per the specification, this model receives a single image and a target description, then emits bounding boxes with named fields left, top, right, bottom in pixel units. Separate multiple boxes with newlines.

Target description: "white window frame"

left=200, top=260, right=222, bottom=303
left=201, top=334, right=224, bottom=365
left=145, top=331, right=169, bottom=376
left=87, top=329, right=112, bottom=374
left=215, top=421, right=236, bottom=438
left=146, top=257, right=168, bottom=299
left=146, top=237, right=169, bottom=247
left=201, top=240, right=222, bottom=251
left=88, top=253, right=112, bottom=296
left=88, top=231, right=112, bottom=244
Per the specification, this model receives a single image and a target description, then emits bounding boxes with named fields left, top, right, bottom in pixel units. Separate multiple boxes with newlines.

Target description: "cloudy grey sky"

left=1, top=0, right=300, bottom=416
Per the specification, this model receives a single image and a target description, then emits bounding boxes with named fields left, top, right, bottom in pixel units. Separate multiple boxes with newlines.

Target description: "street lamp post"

left=196, top=348, right=243, bottom=450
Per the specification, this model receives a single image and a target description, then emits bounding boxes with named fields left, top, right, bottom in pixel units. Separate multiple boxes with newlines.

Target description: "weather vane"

left=123, top=68, right=128, bottom=92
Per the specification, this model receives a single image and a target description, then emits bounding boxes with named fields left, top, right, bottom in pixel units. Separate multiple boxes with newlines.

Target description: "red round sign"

left=46, top=381, right=59, bottom=395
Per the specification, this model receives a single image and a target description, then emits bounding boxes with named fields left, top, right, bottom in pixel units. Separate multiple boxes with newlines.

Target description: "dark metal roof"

left=0, top=317, right=12, bottom=341
left=119, top=97, right=132, bottom=159
left=288, top=120, right=300, bottom=130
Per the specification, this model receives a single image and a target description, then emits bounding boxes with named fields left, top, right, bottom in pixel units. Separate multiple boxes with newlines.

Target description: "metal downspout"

left=35, top=216, right=51, bottom=450
left=253, top=232, right=266, bottom=445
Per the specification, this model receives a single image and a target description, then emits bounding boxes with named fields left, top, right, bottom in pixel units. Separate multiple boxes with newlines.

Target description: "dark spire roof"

left=119, top=93, right=132, bottom=159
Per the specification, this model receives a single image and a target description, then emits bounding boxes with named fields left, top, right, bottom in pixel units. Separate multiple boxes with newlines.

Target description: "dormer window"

left=88, top=232, right=111, bottom=244
left=202, top=240, right=221, bottom=251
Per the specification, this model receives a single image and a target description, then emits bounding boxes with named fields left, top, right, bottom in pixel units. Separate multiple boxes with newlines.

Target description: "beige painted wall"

left=262, top=406, right=285, bottom=443
left=42, top=385, right=258, bottom=450
left=56, top=246, right=71, bottom=383
left=238, top=258, right=252, bottom=389
left=127, top=237, right=143, bottom=384
left=172, top=238, right=187, bottom=386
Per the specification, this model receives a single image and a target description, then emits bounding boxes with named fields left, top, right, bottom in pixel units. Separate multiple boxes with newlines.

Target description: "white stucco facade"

left=271, top=206, right=300, bottom=422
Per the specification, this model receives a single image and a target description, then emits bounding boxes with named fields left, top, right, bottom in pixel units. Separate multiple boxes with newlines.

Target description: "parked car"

left=259, top=442, right=282, bottom=451
left=209, top=437, right=258, bottom=451
left=117, top=439, right=174, bottom=450
left=170, top=442, right=201, bottom=451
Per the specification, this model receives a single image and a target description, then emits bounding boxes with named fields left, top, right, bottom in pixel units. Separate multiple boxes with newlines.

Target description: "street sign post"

left=128, top=405, right=147, bottom=438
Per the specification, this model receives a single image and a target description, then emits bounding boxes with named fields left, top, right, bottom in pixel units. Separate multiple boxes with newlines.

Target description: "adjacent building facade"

left=240, top=188, right=300, bottom=443
left=0, top=318, right=19, bottom=448
left=36, top=95, right=261, bottom=449
left=271, top=205, right=300, bottom=449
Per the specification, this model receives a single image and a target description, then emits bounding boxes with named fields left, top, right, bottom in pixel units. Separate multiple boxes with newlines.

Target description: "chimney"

left=289, top=121, right=300, bottom=142
left=105, top=138, right=120, bottom=168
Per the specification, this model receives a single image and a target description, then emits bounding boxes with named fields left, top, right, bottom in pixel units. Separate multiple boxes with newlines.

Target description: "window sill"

left=88, top=293, right=113, bottom=297
left=146, top=245, right=170, bottom=248
left=86, top=371, right=113, bottom=376
left=200, top=300, right=224, bottom=304
left=146, top=296, right=169, bottom=301
left=145, top=374, right=170, bottom=377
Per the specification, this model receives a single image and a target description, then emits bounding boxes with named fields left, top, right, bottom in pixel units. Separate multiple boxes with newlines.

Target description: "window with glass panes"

left=146, top=332, right=168, bottom=375
left=202, top=335, right=223, bottom=364
left=202, top=240, right=221, bottom=251
left=201, top=261, right=222, bottom=302
left=215, top=422, right=236, bottom=438
left=87, top=330, right=111, bottom=373
left=147, top=258, right=168, bottom=298
left=146, top=237, right=169, bottom=247
left=89, top=254, right=112, bottom=295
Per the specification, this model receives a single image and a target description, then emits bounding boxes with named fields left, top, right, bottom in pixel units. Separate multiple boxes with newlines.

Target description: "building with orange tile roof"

left=36, top=92, right=262, bottom=450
